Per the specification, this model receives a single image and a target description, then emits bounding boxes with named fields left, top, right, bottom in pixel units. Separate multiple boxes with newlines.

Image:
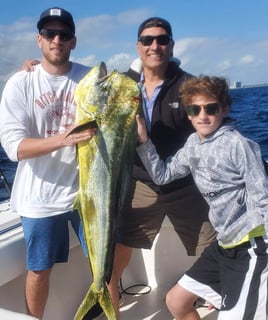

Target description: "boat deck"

left=0, top=209, right=218, bottom=320
left=119, top=289, right=217, bottom=320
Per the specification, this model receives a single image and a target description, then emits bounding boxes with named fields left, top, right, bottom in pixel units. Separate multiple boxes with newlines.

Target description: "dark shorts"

left=179, top=237, right=268, bottom=318
left=21, top=210, right=87, bottom=271
left=118, top=180, right=216, bottom=255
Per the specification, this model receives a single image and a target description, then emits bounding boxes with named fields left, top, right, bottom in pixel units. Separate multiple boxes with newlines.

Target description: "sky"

left=1, top=0, right=268, bottom=94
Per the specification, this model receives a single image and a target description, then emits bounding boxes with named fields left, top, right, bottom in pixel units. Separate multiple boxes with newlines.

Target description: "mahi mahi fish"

left=73, top=62, right=140, bottom=320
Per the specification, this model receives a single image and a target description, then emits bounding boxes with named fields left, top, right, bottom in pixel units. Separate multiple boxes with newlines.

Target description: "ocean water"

left=1, top=85, right=268, bottom=201
left=229, top=86, right=268, bottom=159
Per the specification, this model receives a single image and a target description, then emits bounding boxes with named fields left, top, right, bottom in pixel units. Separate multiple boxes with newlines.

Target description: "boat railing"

left=0, top=166, right=22, bottom=235
left=0, top=167, right=11, bottom=197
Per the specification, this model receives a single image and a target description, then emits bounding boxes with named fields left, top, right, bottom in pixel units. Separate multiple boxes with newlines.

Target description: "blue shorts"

left=21, top=211, right=88, bottom=271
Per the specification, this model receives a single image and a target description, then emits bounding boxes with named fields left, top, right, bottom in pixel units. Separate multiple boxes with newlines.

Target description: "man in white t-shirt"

left=0, top=7, right=96, bottom=319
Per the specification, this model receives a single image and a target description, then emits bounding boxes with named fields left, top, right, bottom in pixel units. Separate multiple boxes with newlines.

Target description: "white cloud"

left=172, top=36, right=268, bottom=85
left=75, top=9, right=151, bottom=57
left=1, top=9, right=268, bottom=95
left=240, top=54, right=255, bottom=64
left=106, top=53, right=135, bottom=72
left=173, top=37, right=207, bottom=56
left=218, top=59, right=232, bottom=71
left=73, top=54, right=98, bottom=68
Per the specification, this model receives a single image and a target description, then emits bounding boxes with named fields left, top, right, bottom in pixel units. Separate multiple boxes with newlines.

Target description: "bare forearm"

left=17, top=135, right=65, bottom=160
left=17, top=125, right=97, bottom=160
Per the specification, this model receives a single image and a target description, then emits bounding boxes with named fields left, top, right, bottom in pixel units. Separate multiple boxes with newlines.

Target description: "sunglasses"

left=39, top=29, right=74, bottom=42
left=138, top=34, right=171, bottom=46
left=186, top=103, right=220, bottom=116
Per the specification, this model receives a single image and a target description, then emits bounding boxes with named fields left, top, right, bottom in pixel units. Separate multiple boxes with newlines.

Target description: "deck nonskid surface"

left=98, top=286, right=218, bottom=320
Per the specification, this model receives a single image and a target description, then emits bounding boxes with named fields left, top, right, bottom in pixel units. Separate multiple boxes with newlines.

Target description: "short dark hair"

left=137, top=17, right=172, bottom=39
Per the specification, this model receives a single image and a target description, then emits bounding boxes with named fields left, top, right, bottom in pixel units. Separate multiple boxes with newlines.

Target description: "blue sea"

left=1, top=85, right=268, bottom=201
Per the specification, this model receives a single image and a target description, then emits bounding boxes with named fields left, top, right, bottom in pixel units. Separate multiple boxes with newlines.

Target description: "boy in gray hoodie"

left=136, top=75, right=268, bottom=319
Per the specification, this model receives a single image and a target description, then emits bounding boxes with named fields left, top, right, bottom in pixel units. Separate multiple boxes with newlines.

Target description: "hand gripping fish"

left=73, top=62, right=141, bottom=320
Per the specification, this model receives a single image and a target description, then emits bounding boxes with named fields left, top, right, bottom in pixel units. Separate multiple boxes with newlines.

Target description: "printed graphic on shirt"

left=35, top=89, right=76, bottom=136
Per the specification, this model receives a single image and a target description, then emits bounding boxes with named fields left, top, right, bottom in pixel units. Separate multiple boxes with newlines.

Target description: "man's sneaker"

left=82, top=293, right=124, bottom=320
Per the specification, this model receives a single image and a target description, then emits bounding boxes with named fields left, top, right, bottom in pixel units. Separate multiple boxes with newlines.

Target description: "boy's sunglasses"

left=39, top=29, right=74, bottom=42
left=186, top=103, right=220, bottom=116
left=138, top=34, right=171, bottom=46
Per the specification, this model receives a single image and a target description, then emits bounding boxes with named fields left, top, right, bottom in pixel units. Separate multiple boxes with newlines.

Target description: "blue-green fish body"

left=73, top=62, right=140, bottom=320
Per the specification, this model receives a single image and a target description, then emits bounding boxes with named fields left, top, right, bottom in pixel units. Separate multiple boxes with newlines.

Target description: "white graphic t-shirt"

left=0, top=63, right=90, bottom=217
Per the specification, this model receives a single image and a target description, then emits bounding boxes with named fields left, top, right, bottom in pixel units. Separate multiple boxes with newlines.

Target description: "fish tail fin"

left=73, top=283, right=97, bottom=320
left=73, top=283, right=116, bottom=320
left=99, top=285, right=117, bottom=320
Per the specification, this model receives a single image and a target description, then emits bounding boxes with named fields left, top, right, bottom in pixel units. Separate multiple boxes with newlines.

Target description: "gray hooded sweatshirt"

left=137, top=119, right=268, bottom=247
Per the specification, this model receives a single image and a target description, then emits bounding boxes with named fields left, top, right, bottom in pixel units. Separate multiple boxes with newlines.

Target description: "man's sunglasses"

left=138, top=34, right=171, bottom=46
left=39, top=29, right=74, bottom=42
left=186, top=103, right=220, bottom=116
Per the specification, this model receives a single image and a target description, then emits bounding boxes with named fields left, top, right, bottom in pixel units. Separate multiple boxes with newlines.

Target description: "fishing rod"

left=0, top=167, right=11, bottom=196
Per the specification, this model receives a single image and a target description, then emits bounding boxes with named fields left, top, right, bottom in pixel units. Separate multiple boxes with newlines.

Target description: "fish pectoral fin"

left=66, top=120, right=98, bottom=137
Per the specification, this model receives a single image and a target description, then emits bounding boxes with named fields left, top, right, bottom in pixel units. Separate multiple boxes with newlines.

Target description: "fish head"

left=75, top=62, right=108, bottom=123
left=96, top=71, right=141, bottom=129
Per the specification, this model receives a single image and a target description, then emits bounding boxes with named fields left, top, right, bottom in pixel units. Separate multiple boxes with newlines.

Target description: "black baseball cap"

left=137, top=17, right=172, bottom=39
left=37, top=7, right=75, bottom=33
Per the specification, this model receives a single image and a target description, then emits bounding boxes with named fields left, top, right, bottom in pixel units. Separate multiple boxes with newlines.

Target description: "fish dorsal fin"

left=98, top=62, right=108, bottom=80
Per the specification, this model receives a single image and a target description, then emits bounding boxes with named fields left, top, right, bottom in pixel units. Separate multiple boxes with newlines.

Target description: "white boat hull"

left=0, top=202, right=217, bottom=319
